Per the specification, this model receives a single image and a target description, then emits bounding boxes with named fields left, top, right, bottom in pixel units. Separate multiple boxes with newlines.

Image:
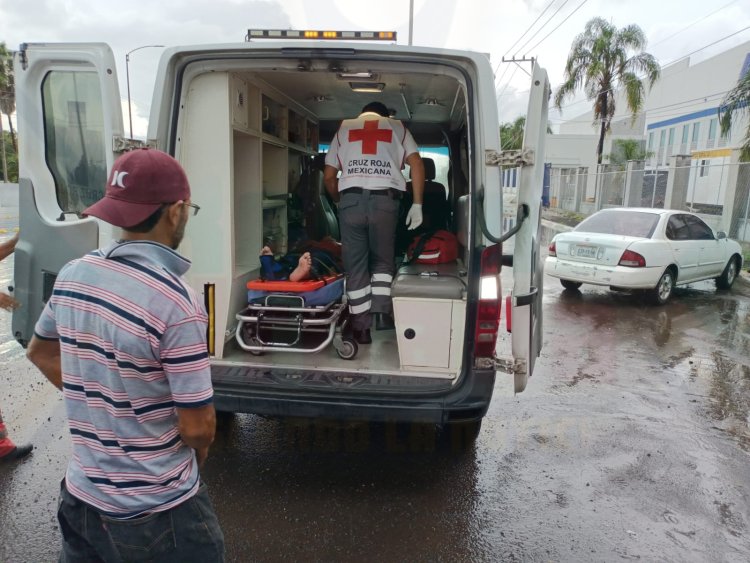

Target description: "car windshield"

left=574, top=210, right=660, bottom=238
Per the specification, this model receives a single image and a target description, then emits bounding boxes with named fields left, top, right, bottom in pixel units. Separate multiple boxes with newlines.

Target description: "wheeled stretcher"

left=235, top=274, right=358, bottom=359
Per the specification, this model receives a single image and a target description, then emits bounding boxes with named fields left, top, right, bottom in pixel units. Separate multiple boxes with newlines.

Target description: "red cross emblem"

left=348, top=120, right=393, bottom=155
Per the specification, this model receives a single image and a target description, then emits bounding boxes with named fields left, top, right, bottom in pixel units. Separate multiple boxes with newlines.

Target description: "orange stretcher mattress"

left=247, top=273, right=343, bottom=293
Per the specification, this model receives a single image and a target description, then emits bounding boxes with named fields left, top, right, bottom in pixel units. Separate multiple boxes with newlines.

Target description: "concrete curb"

left=541, top=218, right=573, bottom=233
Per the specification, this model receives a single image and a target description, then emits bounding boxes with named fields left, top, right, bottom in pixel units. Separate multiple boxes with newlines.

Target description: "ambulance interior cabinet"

left=392, top=297, right=466, bottom=372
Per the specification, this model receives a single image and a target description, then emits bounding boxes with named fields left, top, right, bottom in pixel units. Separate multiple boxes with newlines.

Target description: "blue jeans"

left=57, top=479, right=225, bottom=562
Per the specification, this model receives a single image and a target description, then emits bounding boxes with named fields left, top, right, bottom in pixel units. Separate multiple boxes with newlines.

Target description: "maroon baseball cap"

left=83, top=148, right=191, bottom=228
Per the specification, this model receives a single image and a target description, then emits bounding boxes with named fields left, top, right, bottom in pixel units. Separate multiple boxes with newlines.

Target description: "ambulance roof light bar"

left=245, top=30, right=397, bottom=42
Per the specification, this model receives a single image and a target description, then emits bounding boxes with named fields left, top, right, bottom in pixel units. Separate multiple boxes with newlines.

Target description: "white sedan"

left=545, top=208, right=744, bottom=304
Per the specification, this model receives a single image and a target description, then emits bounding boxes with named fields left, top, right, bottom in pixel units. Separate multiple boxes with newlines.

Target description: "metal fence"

left=547, top=160, right=750, bottom=242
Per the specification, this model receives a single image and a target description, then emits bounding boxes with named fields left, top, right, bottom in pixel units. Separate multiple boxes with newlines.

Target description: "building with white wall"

left=545, top=94, right=645, bottom=210
left=643, top=42, right=750, bottom=213
left=544, top=39, right=750, bottom=238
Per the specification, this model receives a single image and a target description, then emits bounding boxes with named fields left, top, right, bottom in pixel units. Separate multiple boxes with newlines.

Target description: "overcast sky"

left=1, top=0, right=749, bottom=137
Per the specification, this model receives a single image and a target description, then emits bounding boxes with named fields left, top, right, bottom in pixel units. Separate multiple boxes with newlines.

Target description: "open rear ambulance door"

left=509, top=62, right=549, bottom=392
left=12, top=43, right=124, bottom=346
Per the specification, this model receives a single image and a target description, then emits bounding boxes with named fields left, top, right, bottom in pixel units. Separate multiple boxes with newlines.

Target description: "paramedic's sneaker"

left=344, top=325, right=372, bottom=345
left=374, top=313, right=395, bottom=331
left=0, top=443, right=33, bottom=463
left=353, top=329, right=372, bottom=344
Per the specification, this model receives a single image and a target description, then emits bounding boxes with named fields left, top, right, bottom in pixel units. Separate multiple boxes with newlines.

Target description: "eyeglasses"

left=182, top=202, right=201, bottom=216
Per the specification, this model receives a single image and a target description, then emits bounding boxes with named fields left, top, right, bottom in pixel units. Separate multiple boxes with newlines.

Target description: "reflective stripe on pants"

left=339, top=189, right=399, bottom=331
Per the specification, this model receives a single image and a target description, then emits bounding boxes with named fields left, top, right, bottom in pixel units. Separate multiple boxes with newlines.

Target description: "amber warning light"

left=246, top=29, right=397, bottom=41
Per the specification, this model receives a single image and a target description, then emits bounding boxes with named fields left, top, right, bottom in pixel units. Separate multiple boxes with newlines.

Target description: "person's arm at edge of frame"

left=406, top=153, right=425, bottom=205
left=0, top=231, right=19, bottom=262
left=176, top=403, right=216, bottom=468
left=27, top=334, right=63, bottom=390
left=323, top=165, right=340, bottom=203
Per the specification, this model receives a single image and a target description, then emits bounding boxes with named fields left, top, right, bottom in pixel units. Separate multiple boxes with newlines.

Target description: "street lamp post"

left=125, top=45, right=164, bottom=139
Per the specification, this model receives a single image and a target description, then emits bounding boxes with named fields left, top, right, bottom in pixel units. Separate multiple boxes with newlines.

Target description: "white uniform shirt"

left=325, top=111, right=419, bottom=192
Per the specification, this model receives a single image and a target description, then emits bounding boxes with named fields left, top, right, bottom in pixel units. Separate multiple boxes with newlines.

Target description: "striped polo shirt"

left=34, top=240, right=213, bottom=518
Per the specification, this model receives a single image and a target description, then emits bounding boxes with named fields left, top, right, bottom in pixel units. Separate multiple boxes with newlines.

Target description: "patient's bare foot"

left=261, top=246, right=274, bottom=256
left=289, top=252, right=312, bottom=282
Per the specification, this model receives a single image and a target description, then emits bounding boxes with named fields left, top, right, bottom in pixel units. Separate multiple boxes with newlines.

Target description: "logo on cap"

left=111, top=170, right=129, bottom=189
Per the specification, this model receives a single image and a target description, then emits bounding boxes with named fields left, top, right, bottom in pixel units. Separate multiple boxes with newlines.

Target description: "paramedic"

left=0, top=231, right=33, bottom=463
left=26, top=149, right=225, bottom=561
left=324, top=101, right=425, bottom=344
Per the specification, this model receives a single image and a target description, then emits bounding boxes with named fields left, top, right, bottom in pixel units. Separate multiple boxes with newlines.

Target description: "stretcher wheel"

left=336, top=338, right=358, bottom=360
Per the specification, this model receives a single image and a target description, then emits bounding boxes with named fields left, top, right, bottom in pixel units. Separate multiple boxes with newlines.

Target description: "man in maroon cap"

left=27, top=149, right=225, bottom=561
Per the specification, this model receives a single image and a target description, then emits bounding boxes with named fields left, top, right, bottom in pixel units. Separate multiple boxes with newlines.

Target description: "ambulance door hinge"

left=492, top=355, right=526, bottom=375
left=18, top=44, right=29, bottom=70
left=485, top=149, right=534, bottom=167
left=112, top=136, right=158, bottom=153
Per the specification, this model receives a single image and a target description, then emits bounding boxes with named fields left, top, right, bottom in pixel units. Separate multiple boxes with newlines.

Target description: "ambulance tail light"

left=475, top=245, right=502, bottom=358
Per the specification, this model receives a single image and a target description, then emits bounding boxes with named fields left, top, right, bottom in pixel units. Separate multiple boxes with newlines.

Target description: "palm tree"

left=0, top=42, right=16, bottom=153
left=0, top=42, right=14, bottom=182
left=719, top=67, right=750, bottom=161
left=500, top=116, right=553, bottom=151
left=500, top=116, right=527, bottom=150
left=605, top=138, right=653, bottom=168
left=554, top=18, right=660, bottom=165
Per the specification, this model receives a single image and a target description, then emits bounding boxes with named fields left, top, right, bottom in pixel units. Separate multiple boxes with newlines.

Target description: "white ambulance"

left=11, top=31, right=547, bottom=442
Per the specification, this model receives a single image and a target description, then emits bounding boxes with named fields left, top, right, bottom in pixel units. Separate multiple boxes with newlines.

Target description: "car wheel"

left=650, top=269, right=675, bottom=305
left=560, top=279, right=582, bottom=290
left=715, top=256, right=739, bottom=290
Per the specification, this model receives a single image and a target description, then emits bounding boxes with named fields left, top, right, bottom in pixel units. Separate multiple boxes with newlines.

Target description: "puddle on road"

left=543, top=266, right=750, bottom=452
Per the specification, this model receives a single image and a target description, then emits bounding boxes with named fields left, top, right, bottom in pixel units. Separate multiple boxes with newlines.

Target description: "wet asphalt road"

left=1, top=212, right=750, bottom=562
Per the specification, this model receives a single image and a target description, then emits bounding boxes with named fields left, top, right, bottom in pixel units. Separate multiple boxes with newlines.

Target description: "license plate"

left=573, top=245, right=598, bottom=259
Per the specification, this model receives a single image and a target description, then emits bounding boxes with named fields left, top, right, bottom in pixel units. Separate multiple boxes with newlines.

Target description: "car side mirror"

left=716, top=231, right=727, bottom=239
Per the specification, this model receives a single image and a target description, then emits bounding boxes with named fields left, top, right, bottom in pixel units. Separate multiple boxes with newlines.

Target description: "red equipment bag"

left=406, top=230, right=459, bottom=264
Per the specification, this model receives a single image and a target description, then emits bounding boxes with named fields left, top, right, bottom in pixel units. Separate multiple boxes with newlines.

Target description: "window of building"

left=681, top=125, right=689, bottom=144
left=668, top=127, right=675, bottom=146
left=659, top=130, right=666, bottom=147
left=707, top=118, right=717, bottom=148
left=699, top=159, right=709, bottom=177
left=719, top=120, right=730, bottom=146
left=648, top=131, right=654, bottom=150
left=691, top=122, right=700, bottom=144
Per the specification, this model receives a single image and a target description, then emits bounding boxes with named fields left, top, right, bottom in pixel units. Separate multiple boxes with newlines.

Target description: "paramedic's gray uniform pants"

left=338, top=188, right=400, bottom=331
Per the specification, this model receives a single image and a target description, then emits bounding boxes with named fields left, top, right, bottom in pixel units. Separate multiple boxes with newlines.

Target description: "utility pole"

left=502, top=55, right=535, bottom=76
left=408, top=0, right=414, bottom=46
left=125, top=45, right=164, bottom=139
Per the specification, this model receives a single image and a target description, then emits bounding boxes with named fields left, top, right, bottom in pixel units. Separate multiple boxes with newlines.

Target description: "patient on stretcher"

left=259, top=237, right=343, bottom=282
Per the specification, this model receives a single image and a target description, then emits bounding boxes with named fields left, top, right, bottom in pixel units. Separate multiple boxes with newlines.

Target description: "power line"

left=494, top=60, right=513, bottom=90
left=495, top=0, right=572, bottom=92
left=553, top=90, right=731, bottom=124
left=514, top=0, right=571, bottom=57
left=496, top=64, right=520, bottom=102
left=666, top=25, right=750, bottom=67
left=498, top=10, right=749, bottom=126
left=550, top=93, right=730, bottom=127
left=650, top=0, right=740, bottom=49
left=551, top=25, right=750, bottom=115
left=499, top=0, right=558, bottom=66
left=526, top=0, right=590, bottom=54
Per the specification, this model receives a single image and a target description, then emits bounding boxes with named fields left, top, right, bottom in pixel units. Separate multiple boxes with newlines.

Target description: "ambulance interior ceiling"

left=244, top=63, right=467, bottom=145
